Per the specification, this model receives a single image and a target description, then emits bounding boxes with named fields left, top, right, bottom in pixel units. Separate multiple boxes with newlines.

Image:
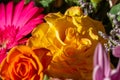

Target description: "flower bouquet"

left=0, top=0, right=120, bottom=80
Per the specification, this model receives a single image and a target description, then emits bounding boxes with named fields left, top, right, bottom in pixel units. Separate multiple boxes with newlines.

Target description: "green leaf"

left=90, top=0, right=102, bottom=8
left=65, top=0, right=80, bottom=6
left=25, top=0, right=30, bottom=4
left=109, top=3, right=120, bottom=14
left=109, top=3, right=120, bottom=21
left=39, top=0, right=54, bottom=7
left=117, top=15, right=120, bottom=21
left=43, top=74, right=49, bottom=80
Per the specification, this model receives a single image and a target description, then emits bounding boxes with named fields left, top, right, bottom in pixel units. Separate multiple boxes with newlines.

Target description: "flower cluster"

left=27, top=6, right=105, bottom=80
left=0, top=0, right=44, bottom=63
left=0, top=0, right=120, bottom=80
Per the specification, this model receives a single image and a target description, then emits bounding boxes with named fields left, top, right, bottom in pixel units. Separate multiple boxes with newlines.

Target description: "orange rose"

left=0, top=46, right=52, bottom=80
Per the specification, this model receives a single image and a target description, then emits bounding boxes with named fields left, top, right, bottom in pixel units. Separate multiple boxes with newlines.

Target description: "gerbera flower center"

left=0, top=41, right=8, bottom=49
left=0, top=25, right=18, bottom=51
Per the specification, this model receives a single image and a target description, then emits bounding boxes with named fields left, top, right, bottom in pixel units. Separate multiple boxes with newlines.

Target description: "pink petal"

left=116, top=60, right=120, bottom=79
left=6, top=1, right=13, bottom=26
left=16, top=14, right=44, bottom=40
left=16, top=1, right=38, bottom=27
left=21, top=1, right=34, bottom=13
left=112, top=46, right=120, bottom=57
left=94, top=43, right=104, bottom=69
left=12, top=0, right=24, bottom=26
left=16, top=22, right=38, bottom=40
left=93, top=66, right=103, bottom=80
left=104, top=50, right=111, bottom=78
left=0, top=49, right=7, bottom=63
left=0, top=3, right=5, bottom=29
left=93, top=43, right=111, bottom=78
left=17, top=7, right=39, bottom=27
left=111, top=60, right=120, bottom=80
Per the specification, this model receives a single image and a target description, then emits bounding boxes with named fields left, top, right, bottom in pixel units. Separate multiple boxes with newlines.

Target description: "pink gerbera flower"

left=0, top=0, right=44, bottom=63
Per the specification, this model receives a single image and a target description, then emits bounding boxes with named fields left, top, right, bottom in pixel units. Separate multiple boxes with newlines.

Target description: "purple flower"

left=93, top=43, right=111, bottom=80
left=112, top=46, right=120, bottom=57
left=93, top=43, right=120, bottom=80
left=111, top=60, right=120, bottom=80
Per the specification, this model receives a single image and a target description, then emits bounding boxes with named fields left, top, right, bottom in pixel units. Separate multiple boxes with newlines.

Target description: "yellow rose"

left=27, top=6, right=106, bottom=80
left=0, top=46, right=52, bottom=80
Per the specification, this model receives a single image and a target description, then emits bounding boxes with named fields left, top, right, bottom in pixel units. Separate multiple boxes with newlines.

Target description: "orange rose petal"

left=7, top=47, right=21, bottom=63
left=7, top=54, right=30, bottom=78
left=9, top=45, right=43, bottom=73
left=31, top=54, right=43, bottom=74
left=40, top=72, right=43, bottom=80
left=33, top=48, right=50, bottom=60
left=0, top=59, right=10, bottom=79
left=0, top=46, right=44, bottom=80
left=18, top=55, right=38, bottom=70
left=9, top=63, right=20, bottom=80
left=6, top=45, right=34, bottom=63
left=33, top=48, right=52, bottom=70
left=16, top=46, right=34, bottom=55
left=30, top=58, right=38, bottom=70
left=7, top=59, right=21, bottom=80
left=31, top=72, right=43, bottom=80
left=17, top=62, right=29, bottom=77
